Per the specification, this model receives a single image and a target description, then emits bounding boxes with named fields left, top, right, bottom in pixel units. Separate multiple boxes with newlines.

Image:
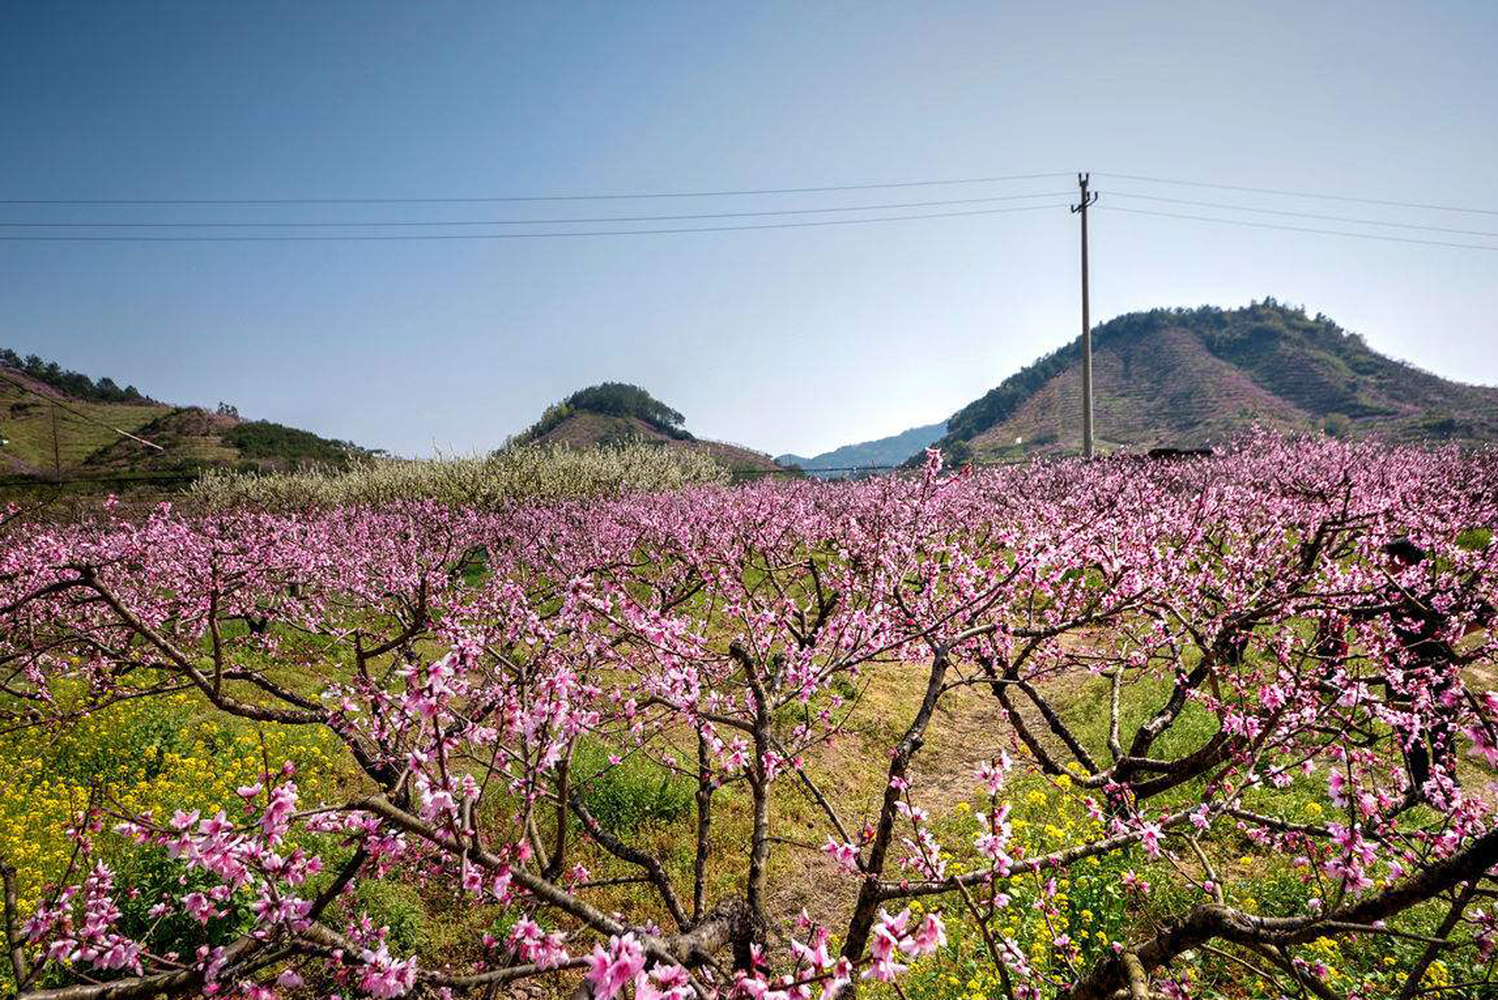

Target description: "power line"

left=0, top=191, right=1073, bottom=229
left=0, top=369, right=165, bottom=450
left=1094, top=171, right=1498, bottom=217
left=0, top=171, right=1075, bottom=207
left=0, top=203, right=1070, bottom=242
left=1108, top=191, right=1498, bottom=239
left=1098, top=205, right=1498, bottom=252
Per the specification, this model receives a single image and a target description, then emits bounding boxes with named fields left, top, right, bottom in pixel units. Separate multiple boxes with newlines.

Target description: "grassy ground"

left=9, top=631, right=1498, bottom=997
left=0, top=390, right=167, bottom=474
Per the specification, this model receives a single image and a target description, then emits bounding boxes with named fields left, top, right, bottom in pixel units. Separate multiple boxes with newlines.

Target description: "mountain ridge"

left=777, top=421, right=946, bottom=477
left=926, top=300, right=1498, bottom=463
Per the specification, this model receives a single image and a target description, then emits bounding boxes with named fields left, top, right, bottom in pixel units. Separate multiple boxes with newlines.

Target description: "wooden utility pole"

left=51, top=401, right=63, bottom=481
left=1071, top=172, right=1099, bottom=458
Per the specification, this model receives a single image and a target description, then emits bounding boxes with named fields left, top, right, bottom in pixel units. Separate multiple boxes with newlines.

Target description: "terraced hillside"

left=1, top=360, right=366, bottom=481
left=931, top=300, right=1498, bottom=461
left=0, top=369, right=170, bottom=476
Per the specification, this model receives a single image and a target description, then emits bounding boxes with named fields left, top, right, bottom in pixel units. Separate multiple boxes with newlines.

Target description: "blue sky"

left=3, top=1, right=1495, bottom=457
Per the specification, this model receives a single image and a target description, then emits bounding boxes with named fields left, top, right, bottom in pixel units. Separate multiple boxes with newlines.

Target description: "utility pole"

left=1071, top=172, right=1099, bottom=459
left=51, top=401, right=63, bottom=481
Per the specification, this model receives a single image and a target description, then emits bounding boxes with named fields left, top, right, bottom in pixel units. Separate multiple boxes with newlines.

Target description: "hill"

left=929, top=300, right=1498, bottom=462
left=0, top=367, right=168, bottom=477
left=80, top=409, right=369, bottom=476
left=777, top=421, right=946, bottom=478
left=515, top=382, right=785, bottom=476
left=0, top=347, right=153, bottom=405
left=1, top=352, right=368, bottom=482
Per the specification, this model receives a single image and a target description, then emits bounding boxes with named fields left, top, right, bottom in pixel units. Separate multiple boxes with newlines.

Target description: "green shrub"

left=570, top=740, right=695, bottom=835
left=220, top=420, right=367, bottom=468
left=1456, top=527, right=1493, bottom=551
left=113, top=846, right=254, bottom=959
left=44, top=695, right=194, bottom=786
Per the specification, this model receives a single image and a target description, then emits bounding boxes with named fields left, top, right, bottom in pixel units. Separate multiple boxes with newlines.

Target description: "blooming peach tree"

left=2, top=434, right=1496, bottom=1000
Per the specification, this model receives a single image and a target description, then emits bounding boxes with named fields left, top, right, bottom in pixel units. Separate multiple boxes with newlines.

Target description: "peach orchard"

left=2, top=435, right=1497, bottom=1000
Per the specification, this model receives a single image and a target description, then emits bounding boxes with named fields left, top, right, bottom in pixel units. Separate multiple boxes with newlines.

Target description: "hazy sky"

left=3, top=1, right=1495, bottom=457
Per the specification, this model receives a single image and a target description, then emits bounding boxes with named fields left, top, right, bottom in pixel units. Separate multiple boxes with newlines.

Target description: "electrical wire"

left=0, top=191, right=1073, bottom=229
left=1107, top=192, right=1498, bottom=239
left=0, top=171, right=1075, bottom=206
left=1094, top=172, right=1498, bottom=217
left=1097, top=205, right=1498, bottom=252
left=0, top=369, right=164, bottom=450
left=0, top=203, right=1069, bottom=241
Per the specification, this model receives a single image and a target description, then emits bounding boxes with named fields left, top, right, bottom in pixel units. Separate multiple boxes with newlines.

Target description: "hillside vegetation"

left=930, top=300, right=1498, bottom=462
left=0, top=368, right=170, bottom=477
left=517, top=381, right=785, bottom=476
left=81, top=409, right=368, bottom=475
left=1, top=352, right=367, bottom=481
left=0, top=347, right=151, bottom=404
left=518, top=382, right=693, bottom=444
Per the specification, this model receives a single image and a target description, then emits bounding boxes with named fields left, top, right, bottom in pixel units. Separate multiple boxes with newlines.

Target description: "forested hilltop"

left=0, top=347, right=150, bottom=404
left=514, top=381, right=784, bottom=475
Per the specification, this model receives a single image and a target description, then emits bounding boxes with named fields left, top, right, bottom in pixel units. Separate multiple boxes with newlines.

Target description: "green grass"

left=570, top=737, right=697, bottom=836
left=0, top=393, right=166, bottom=472
left=15, top=607, right=1498, bottom=999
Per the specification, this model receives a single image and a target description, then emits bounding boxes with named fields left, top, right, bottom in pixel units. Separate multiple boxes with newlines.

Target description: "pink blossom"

left=904, top=912, right=947, bottom=957
left=585, top=933, right=646, bottom=1000
left=823, top=837, right=859, bottom=872
left=1140, top=822, right=1164, bottom=858
left=358, top=943, right=418, bottom=998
